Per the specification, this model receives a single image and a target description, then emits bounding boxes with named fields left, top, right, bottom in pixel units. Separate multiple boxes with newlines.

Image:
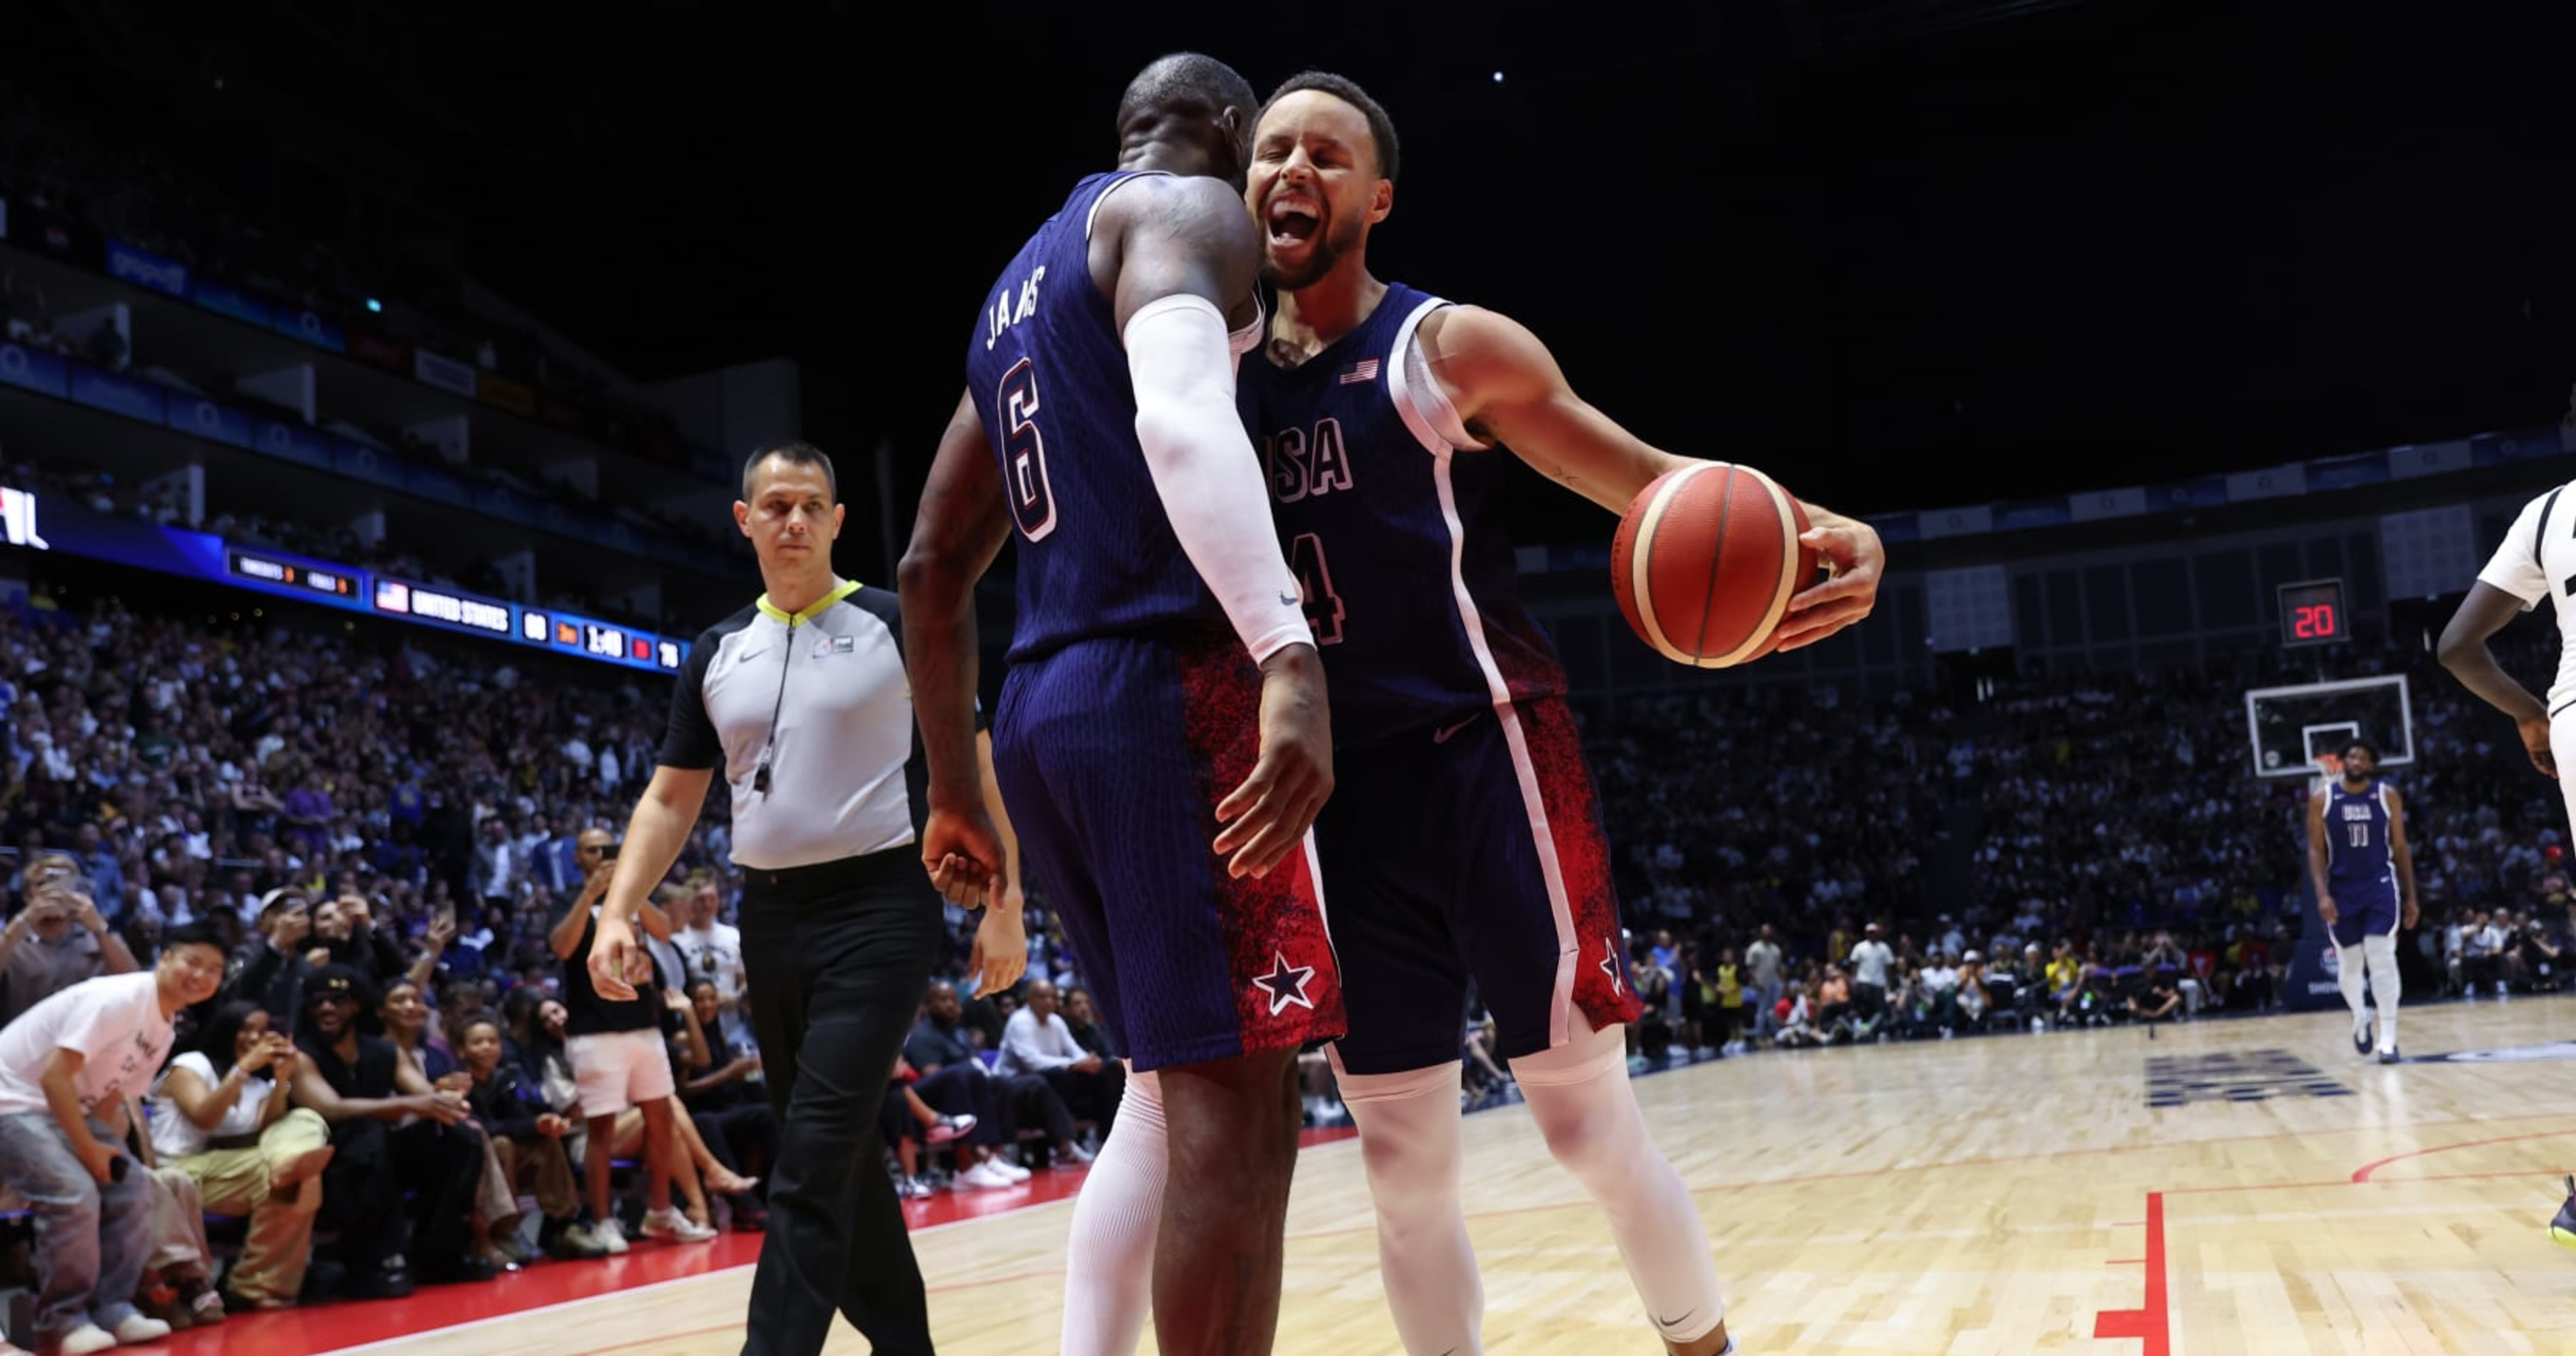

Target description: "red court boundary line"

left=2090, top=1192, right=2169, bottom=1356
left=2352, top=1128, right=2576, bottom=1183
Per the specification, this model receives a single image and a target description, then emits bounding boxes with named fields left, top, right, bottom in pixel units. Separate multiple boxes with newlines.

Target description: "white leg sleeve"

left=2337, top=942, right=2371, bottom=1033
left=1060, top=1066, right=1163, bottom=1356
left=2364, top=931, right=2402, bottom=1053
left=1333, top=1053, right=1483, bottom=1356
left=1510, top=1013, right=1727, bottom=1344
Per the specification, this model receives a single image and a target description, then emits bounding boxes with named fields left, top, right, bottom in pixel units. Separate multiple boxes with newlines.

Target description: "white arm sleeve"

left=1124, top=293, right=1312, bottom=664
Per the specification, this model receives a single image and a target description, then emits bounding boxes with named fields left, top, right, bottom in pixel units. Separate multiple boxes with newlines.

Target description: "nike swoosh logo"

left=1654, top=1309, right=1696, bottom=1331
left=1432, top=713, right=1482, bottom=744
left=738, top=647, right=767, bottom=663
left=1279, top=591, right=1302, bottom=607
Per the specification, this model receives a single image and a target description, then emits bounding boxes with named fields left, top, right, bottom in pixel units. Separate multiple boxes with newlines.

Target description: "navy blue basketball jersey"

left=2323, top=778, right=2396, bottom=896
left=965, top=172, right=1242, bottom=664
left=1237, top=284, right=1569, bottom=746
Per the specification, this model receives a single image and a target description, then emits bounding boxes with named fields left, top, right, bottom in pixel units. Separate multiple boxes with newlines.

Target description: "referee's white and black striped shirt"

left=660, top=579, right=931, bottom=871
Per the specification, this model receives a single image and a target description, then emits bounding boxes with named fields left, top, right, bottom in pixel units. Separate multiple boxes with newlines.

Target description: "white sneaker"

left=641, top=1206, right=719, bottom=1243
left=111, top=1314, right=173, bottom=1345
left=592, top=1217, right=630, bottom=1255
left=959, top=1159, right=1017, bottom=1190
left=902, top=1176, right=936, bottom=1199
left=927, top=1113, right=975, bottom=1145
left=60, top=1325, right=117, bottom=1356
left=992, top=1157, right=1031, bottom=1182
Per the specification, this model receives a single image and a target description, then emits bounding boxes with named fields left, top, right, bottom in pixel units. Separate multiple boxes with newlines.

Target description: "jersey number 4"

left=999, top=359, right=1057, bottom=542
left=1290, top=532, right=1346, bottom=645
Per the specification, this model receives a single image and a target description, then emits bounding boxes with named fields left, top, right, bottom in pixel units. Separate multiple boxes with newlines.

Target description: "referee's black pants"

left=740, top=848, right=946, bottom=1356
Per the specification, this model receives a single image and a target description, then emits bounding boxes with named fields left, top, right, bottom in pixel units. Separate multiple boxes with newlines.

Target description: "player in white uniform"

left=2436, top=473, right=2576, bottom=1245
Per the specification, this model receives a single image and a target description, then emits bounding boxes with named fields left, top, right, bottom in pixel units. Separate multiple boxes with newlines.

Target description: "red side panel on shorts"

left=1515, top=698, right=1646, bottom=1033
left=1176, top=632, right=1348, bottom=1057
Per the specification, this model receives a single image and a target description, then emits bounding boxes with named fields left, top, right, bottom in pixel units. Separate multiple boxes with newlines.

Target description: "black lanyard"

left=752, top=616, right=795, bottom=795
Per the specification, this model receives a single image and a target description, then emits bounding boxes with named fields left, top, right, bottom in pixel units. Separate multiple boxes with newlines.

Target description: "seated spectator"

left=0, top=921, right=229, bottom=1355
left=997, top=980, right=1120, bottom=1147
left=0, top=852, right=140, bottom=1028
left=881, top=1061, right=981, bottom=1197
left=1773, top=982, right=1819, bottom=1048
left=230, top=890, right=321, bottom=1039
left=1061, top=986, right=1119, bottom=1065
left=1954, top=952, right=1991, bottom=1032
left=1814, top=965, right=1855, bottom=1043
left=146, top=1000, right=333, bottom=1311
left=456, top=1015, right=609, bottom=1260
left=380, top=978, right=528, bottom=1269
left=904, top=980, right=1083, bottom=1180
left=108, top=1093, right=225, bottom=1331
left=2129, top=972, right=2182, bottom=1028
left=2063, top=964, right=2120, bottom=1027
left=310, top=893, right=409, bottom=989
left=650, top=981, right=761, bottom=1231
left=677, top=980, right=774, bottom=1227
left=288, top=964, right=489, bottom=1295
left=2044, top=941, right=2082, bottom=1010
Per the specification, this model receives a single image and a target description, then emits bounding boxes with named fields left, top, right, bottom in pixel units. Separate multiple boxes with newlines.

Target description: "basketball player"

left=898, top=52, right=1344, bottom=1356
left=2303, top=740, right=2417, bottom=1063
left=2435, top=475, right=2576, bottom=1241
left=1059, top=72, right=1885, bottom=1356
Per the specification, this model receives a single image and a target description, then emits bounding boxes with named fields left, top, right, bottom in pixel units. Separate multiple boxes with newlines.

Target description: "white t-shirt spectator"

left=997, top=1008, right=1086, bottom=1076
left=672, top=919, right=748, bottom=1032
left=1746, top=940, right=1782, bottom=989
left=147, top=1051, right=270, bottom=1158
left=1850, top=940, right=1895, bottom=988
left=0, top=972, right=174, bottom=1118
left=1921, top=961, right=1959, bottom=994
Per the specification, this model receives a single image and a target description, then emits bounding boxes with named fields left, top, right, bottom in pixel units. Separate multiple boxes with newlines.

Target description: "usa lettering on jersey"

left=1264, top=417, right=1356, bottom=504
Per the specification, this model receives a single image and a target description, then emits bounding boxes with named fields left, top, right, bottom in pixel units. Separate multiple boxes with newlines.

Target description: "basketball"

left=1611, top=463, right=1819, bottom=668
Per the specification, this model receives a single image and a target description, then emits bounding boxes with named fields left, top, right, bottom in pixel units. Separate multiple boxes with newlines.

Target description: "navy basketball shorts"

left=2329, top=883, right=2400, bottom=949
left=992, top=631, right=1345, bottom=1073
left=1322, top=695, right=1645, bottom=1077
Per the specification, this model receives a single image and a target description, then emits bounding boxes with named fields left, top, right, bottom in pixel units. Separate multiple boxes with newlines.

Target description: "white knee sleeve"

left=2337, top=943, right=2371, bottom=1028
left=2363, top=932, right=2402, bottom=1051
left=1061, top=1066, right=1163, bottom=1356
left=1510, top=1015, right=1727, bottom=1343
left=1333, top=1054, right=1483, bottom=1355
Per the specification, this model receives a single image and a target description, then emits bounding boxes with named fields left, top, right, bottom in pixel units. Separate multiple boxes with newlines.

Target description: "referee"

left=588, top=441, right=1026, bottom=1356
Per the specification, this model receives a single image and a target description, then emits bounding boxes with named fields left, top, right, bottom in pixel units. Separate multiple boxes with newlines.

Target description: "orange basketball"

left=1611, top=463, right=1819, bottom=668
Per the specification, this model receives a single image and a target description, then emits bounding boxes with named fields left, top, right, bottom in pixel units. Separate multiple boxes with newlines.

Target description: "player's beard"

left=1266, top=212, right=1364, bottom=292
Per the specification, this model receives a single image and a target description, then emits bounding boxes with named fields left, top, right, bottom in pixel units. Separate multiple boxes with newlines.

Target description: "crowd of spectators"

left=2, top=556, right=2573, bottom=1336
left=1585, top=622, right=2576, bottom=1065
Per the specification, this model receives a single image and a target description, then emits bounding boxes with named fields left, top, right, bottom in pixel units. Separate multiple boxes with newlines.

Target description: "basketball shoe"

left=2550, top=1177, right=2576, bottom=1250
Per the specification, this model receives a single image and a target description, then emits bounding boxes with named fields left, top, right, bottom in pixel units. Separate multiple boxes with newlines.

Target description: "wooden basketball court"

left=263, top=995, right=2576, bottom=1354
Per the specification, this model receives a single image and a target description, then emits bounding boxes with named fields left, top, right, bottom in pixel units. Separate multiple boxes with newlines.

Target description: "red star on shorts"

left=1252, top=951, right=1316, bottom=1016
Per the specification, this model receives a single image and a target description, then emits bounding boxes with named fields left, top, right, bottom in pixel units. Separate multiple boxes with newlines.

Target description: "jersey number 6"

left=999, top=359, right=1057, bottom=542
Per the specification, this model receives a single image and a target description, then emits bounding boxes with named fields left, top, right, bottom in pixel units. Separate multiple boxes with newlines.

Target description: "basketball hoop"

left=2312, top=751, right=2343, bottom=788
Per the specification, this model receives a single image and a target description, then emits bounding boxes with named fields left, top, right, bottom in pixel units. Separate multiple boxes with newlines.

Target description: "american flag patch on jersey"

left=1338, top=358, right=1380, bottom=385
